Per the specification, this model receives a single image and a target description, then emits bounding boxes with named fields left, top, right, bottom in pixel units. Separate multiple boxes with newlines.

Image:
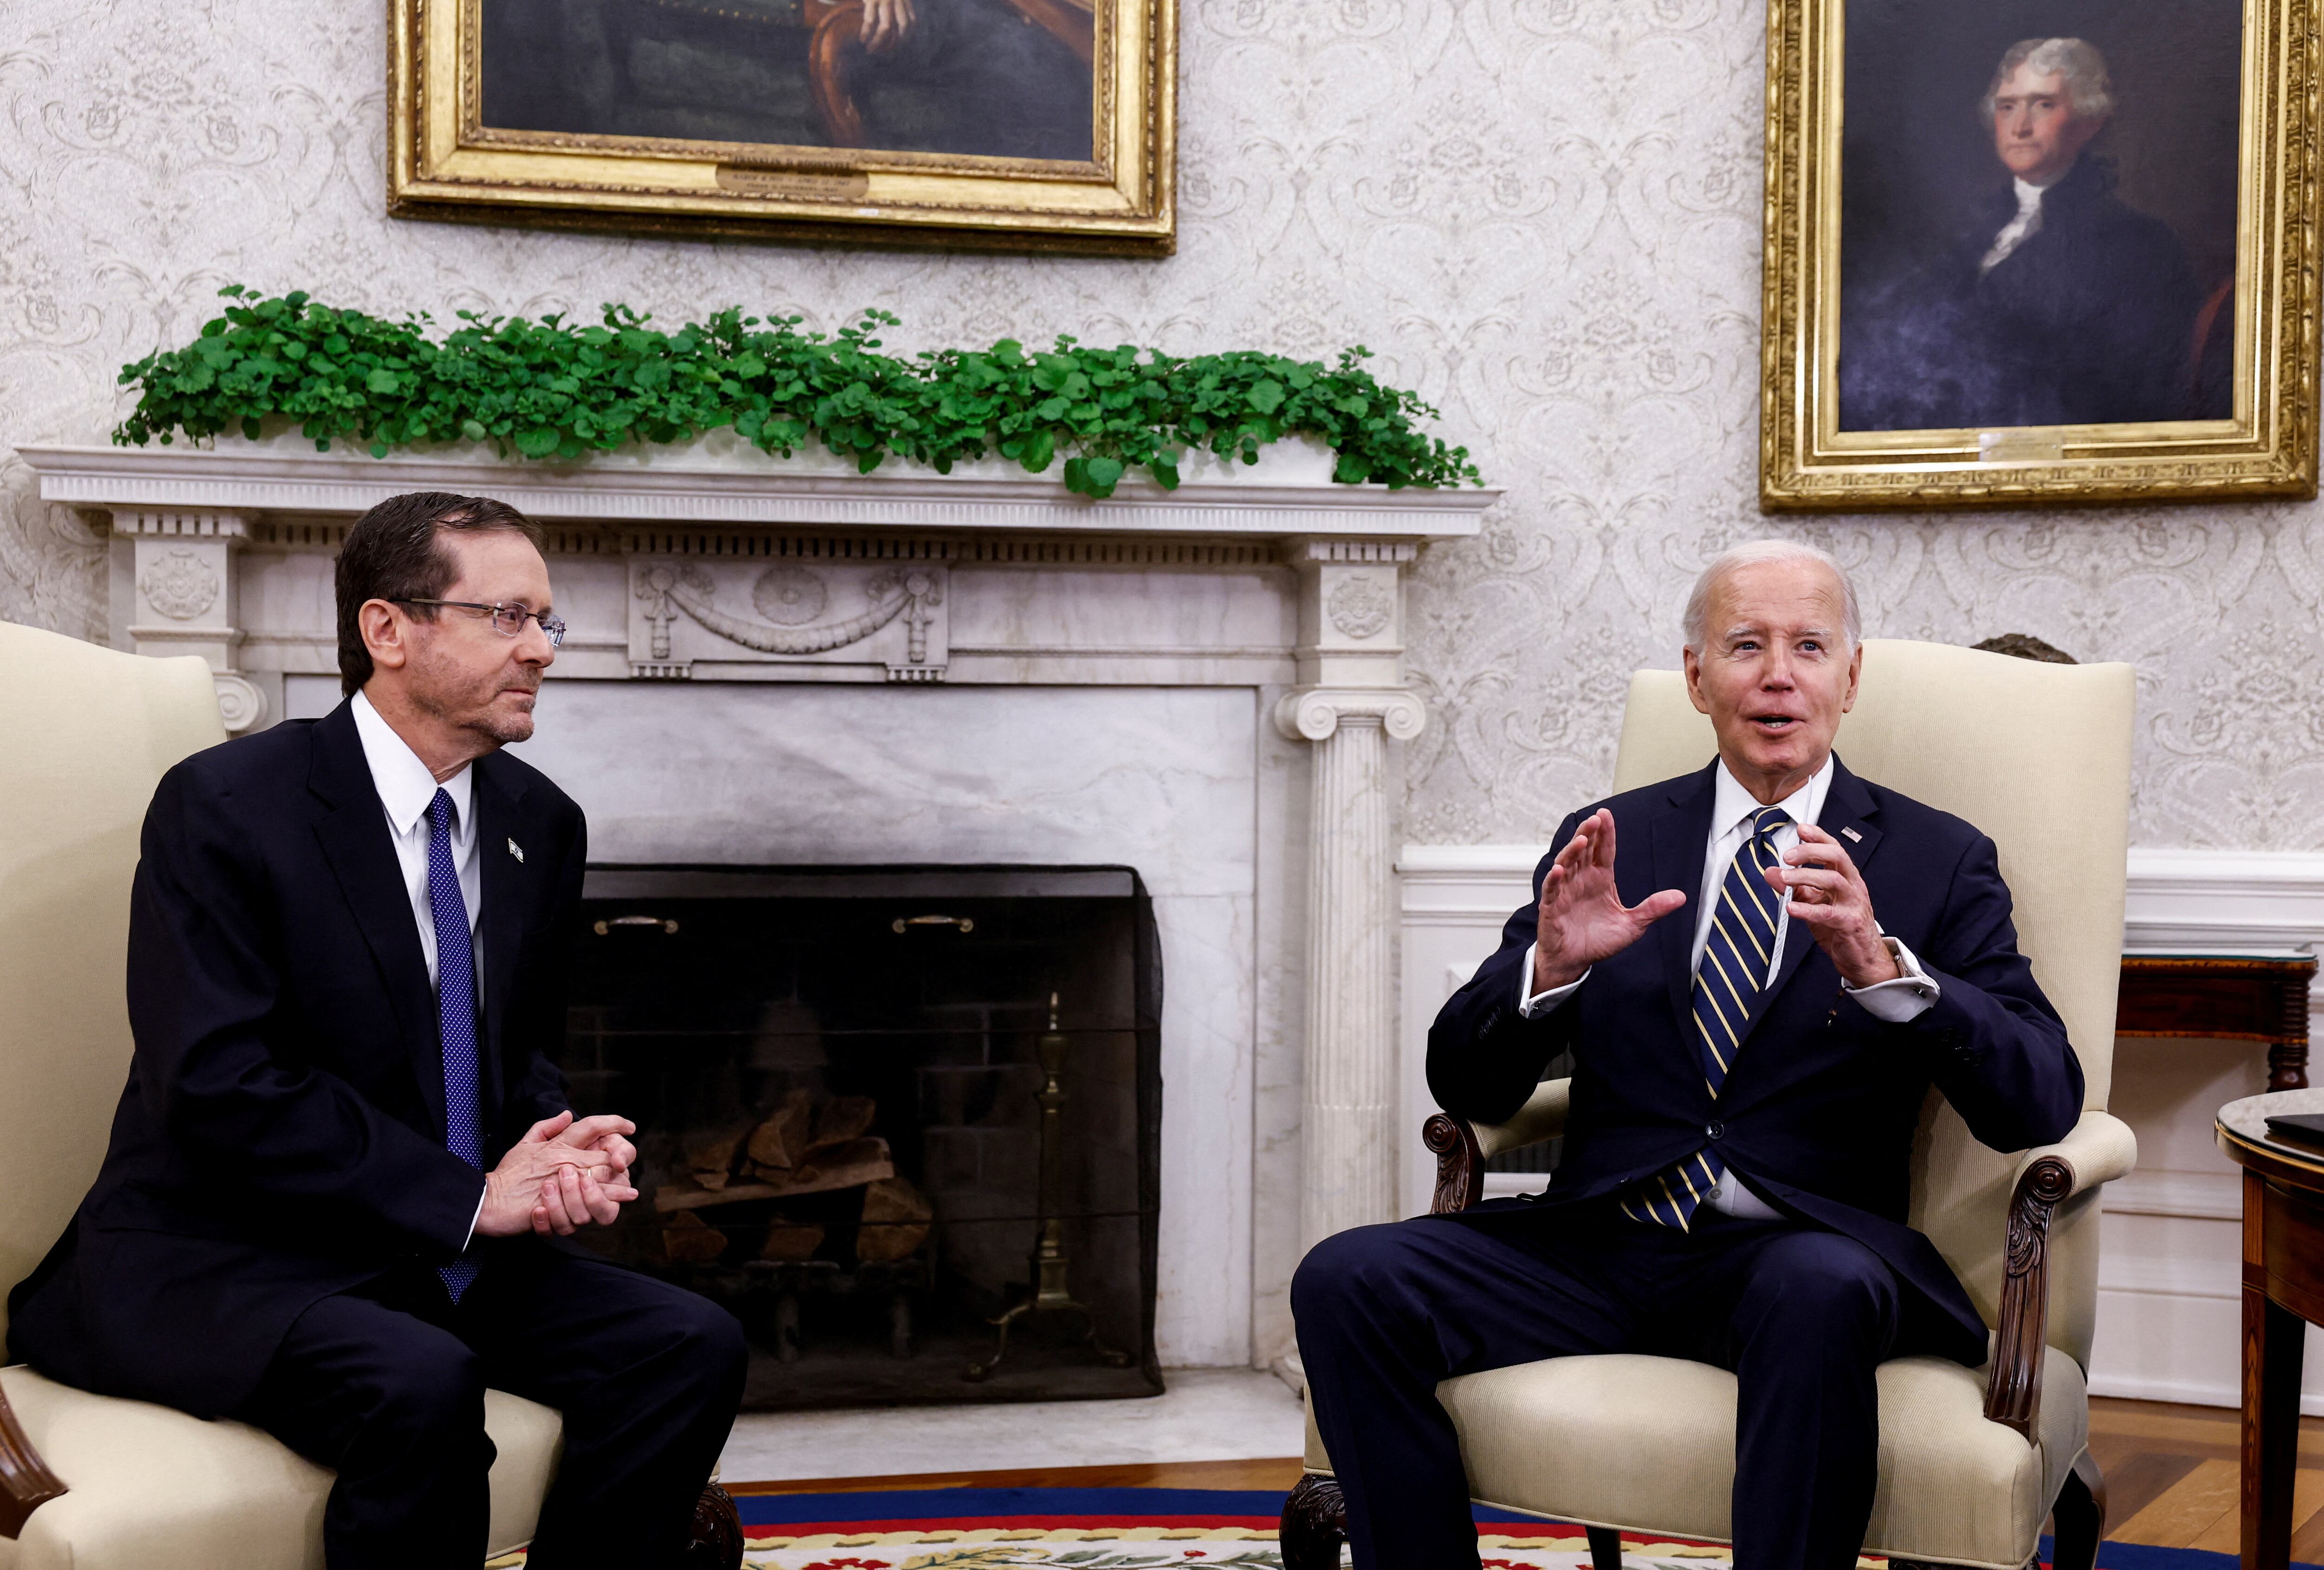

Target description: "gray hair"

left=1982, top=37, right=2115, bottom=123
left=1681, top=540, right=1862, bottom=654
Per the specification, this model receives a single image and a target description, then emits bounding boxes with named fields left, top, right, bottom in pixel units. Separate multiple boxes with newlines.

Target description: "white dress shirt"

left=1513, top=755, right=1940, bottom=1218
left=1980, top=177, right=2051, bottom=274
left=350, top=690, right=487, bottom=1243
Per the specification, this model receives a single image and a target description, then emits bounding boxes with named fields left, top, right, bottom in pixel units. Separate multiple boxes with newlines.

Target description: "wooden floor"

left=2087, top=1394, right=2324, bottom=1556
left=732, top=1397, right=2321, bottom=1553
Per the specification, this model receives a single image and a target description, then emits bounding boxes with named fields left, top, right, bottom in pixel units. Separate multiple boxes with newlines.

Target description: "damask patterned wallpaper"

left=0, top=0, right=2313, bottom=848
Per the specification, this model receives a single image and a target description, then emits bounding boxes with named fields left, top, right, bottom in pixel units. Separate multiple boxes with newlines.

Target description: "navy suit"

left=1293, top=758, right=2082, bottom=1570
left=7, top=702, right=745, bottom=1569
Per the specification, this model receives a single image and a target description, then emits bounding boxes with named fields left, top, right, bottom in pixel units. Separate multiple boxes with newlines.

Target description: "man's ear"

left=360, top=598, right=411, bottom=674
left=1840, top=642, right=1863, bottom=713
left=1683, top=645, right=1711, bottom=715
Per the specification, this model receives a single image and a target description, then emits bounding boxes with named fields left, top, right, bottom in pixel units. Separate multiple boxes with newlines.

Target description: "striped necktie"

left=1622, top=803, right=1790, bottom=1231
left=427, top=788, right=487, bottom=1302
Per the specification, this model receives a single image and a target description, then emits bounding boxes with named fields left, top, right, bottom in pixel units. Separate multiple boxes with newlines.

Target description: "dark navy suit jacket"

left=1426, top=757, right=2084, bottom=1366
left=6, top=701, right=587, bottom=1418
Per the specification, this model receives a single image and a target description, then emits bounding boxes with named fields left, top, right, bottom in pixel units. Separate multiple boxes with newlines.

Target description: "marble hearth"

left=20, top=434, right=1496, bottom=1369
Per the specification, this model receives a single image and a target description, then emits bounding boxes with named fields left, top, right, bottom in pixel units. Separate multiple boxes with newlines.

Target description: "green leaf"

left=102, top=290, right=1485, bottom=490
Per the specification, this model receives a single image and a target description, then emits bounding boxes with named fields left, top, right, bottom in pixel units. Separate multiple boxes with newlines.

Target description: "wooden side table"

left=2122, top=954, right=2317, bottom=1092
left=2217, top=1091, right=2324, bottom=1570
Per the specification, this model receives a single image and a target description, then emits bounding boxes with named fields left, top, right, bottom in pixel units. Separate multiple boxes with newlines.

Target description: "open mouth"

left=1751, top=714, right=1800, bottom=734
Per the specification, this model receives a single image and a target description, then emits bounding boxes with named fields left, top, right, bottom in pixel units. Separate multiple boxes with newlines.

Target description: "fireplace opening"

left=559, top=865, right=1164, bottom=1409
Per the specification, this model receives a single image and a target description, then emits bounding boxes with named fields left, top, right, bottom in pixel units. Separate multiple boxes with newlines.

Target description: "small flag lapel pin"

left=507, top=838, right=525, bottom=863
left=1840, top=826, right=1862, bottom=843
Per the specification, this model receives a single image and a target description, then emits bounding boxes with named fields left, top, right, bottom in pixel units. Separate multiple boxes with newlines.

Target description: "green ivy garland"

left=113, top=287, right=1482, bottom=500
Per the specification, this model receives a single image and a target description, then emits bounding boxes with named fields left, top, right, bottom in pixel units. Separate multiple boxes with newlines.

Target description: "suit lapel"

left=473, top=755, right=534, bottom=1127
left=1650, top=763, right=1720, bottom=1034
left=1740, top=754, right=1884, bottom=1040
left=306, top=704, right=445, bottom=1140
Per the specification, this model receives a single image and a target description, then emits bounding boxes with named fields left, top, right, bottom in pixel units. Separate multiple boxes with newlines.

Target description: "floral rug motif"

left=482, top=1485, right=2258, bottom=1570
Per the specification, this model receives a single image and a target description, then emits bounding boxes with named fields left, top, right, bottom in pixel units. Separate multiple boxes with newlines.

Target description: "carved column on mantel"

left=114, top=510, right=267, bottom=735
left=1274, top=540, right=1427, bottom=1251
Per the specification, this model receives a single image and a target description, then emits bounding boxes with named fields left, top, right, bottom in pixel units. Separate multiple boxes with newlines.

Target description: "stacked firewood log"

left=649, top=1092, right=932, bottom=1268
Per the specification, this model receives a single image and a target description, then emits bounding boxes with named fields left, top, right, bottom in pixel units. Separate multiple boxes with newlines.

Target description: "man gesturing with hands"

left=9, top=493, right=744, bottom=1570
left=1294, top=541, right=2082, bottom=1570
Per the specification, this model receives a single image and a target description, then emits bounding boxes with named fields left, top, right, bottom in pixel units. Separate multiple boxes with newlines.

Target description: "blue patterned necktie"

left=427, top=788, right=486, bottom=1302
left=1623, top=804, right=1791, bottom=1231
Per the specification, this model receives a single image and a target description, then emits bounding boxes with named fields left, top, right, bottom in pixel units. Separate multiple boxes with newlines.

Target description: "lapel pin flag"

left=507, top=838, right=524, bottom=863
left=1840, top=826, right=1862, bottom=842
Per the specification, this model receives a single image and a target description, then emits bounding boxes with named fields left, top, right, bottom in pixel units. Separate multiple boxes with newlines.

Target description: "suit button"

left=1706, top=1122, right=1724, bottom=1140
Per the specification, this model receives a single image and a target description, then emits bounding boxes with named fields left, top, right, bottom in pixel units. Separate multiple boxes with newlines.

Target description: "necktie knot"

left=1750, top=805, right=1791, bottom=841
left=429, top=788, right=454, bottom=838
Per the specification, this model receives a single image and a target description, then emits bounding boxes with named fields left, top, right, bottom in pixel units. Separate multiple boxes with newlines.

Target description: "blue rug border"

left=735, top=1486, right=2324, bottom=1570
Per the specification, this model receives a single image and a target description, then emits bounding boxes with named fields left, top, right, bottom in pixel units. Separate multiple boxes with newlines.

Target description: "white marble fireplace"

left=21, top=434, right=1495, bottom=1370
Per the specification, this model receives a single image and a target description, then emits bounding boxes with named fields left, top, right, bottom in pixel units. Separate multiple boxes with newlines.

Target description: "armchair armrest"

left=1424, top=1079, right=1571, bottom=1214
left=0, top=1376, right=68, bottom=1538
left=1982, top=1109, right=2138, bottom=1441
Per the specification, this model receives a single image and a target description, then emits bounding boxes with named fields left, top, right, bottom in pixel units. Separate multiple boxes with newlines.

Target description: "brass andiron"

left=965, top=992, right=1131, bottom=1381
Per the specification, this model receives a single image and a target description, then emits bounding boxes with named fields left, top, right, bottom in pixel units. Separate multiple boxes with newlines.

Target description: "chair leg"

left=1585, top=1523, right=1624, bottom=1569
left=1281, top=1473, right=1348, bottom=1570
left=2049, top=1450, right=2106, bottom=1570
left=681, top=1482, right=745, bottom=1570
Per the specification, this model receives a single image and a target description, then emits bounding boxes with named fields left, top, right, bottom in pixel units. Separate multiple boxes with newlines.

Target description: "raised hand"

left=1764, top=824, right=1901, bottom=988
left=1532, top=808, right=1688, bottom=994
left=475, top=1111, right=639, bottom=1238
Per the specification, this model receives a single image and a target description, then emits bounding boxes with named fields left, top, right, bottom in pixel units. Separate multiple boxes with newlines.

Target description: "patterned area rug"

left=488, top=1487, right=2276, bottom=1569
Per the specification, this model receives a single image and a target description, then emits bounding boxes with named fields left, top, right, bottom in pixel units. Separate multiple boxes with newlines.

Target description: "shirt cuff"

left=462, top=1182, right=486, bottom=1252
left=1843, top=934, right=1940, bottom=1022
left=1516, top=942, right=1590, bottom=1018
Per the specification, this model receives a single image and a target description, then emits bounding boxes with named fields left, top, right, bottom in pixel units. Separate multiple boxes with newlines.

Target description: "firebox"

left=559, top=865, right=1164, bottom=1409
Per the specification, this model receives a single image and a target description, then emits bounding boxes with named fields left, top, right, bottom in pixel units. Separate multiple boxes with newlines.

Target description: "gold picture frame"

left=1759, top=0, right=2320, bottom=510
left=388, top=0, right=1174, bottom=254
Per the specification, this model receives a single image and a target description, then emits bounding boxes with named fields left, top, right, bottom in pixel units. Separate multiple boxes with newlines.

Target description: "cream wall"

left=5, top=0, right=2322, bottom=856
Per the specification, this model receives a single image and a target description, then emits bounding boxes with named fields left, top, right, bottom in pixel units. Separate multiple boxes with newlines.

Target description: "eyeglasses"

left=393, top=599, right=567, bottom=650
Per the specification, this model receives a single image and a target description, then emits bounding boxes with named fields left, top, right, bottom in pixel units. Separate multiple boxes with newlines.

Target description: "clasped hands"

left=1531, top=809, right=1900, bottom=994
left=475, top=1111, right=641, bottom=1239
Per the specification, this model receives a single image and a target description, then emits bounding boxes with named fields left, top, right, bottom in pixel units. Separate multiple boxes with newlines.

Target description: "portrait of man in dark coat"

left=1838, top=36, right=2227, bottom=431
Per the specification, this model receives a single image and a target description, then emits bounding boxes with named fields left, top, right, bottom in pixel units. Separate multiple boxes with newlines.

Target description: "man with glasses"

left=7, top=491, right=746, bottom=1569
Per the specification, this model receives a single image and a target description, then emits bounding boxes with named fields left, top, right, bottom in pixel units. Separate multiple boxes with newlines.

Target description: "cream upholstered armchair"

left=1287, top=639, right=2139, bottom=1570
left=0, top=623, right=740, bottom=1569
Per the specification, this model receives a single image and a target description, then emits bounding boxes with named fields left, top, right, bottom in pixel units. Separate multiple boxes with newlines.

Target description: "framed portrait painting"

left=388, top=0, right=1173, bottom=253
left=1760, top=0, right=2322, bottom=508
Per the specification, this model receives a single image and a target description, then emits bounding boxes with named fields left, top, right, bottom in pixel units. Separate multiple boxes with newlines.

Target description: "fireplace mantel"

left=19, top=434, right=1492, bottom=540
left=21, top=433, right=1499, bottom=1366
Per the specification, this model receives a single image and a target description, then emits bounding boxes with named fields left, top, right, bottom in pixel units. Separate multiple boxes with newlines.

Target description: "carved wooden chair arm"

left=0, top=1379, right=67, bottom=1539
left=1981, top=1109, right=2136, bottom=1441
left=1424, top=1079, right=1571, bottom=1213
